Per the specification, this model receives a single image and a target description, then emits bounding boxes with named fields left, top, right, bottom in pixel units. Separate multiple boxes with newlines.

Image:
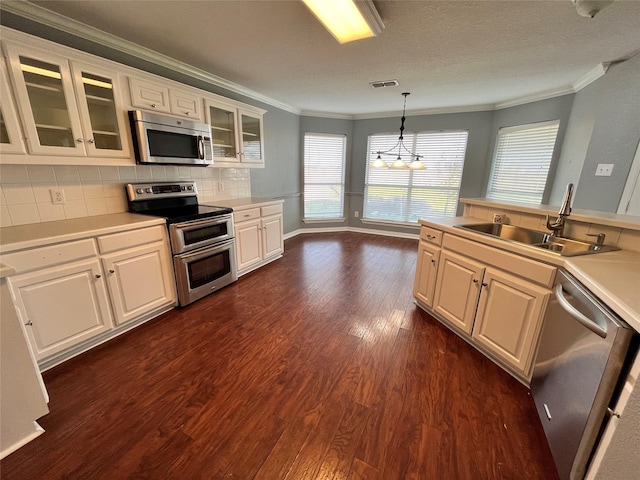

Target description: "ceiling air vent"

left=370, top=79, right=399, bottom=88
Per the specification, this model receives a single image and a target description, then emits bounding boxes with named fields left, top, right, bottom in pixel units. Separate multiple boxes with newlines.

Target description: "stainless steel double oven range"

left=127, top=182, right=237, bottom=306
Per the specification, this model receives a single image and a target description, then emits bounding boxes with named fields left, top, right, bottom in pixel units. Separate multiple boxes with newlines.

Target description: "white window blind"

left=364, top=131, right=468, bottom=223
left=304, top=133, right=346, bottom=219
left=487, top=120, right=560, bottom=204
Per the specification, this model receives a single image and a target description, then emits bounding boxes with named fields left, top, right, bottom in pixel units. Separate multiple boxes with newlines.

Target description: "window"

left=364, top=131, right=468, bottom=223
left=487, top=120, right=560, bottom=204
left=303, top=133, right=346, bottom=220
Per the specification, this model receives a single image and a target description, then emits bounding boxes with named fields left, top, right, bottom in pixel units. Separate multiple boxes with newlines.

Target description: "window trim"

left=303, top=132, right=347, bottom=221
left=486, top=119, right=560, bottom=205
left=363, top=129, right=469, bottom=223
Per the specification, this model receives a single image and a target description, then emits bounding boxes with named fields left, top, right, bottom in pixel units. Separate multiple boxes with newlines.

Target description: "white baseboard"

left=0, top=421, right=44, bottom=460
left=283, top=226, right=419, bottom=241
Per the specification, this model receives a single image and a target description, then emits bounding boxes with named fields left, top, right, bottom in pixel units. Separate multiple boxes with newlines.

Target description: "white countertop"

left=419, top=216, right=640, bottom=332
left=0, top=213, right=165, bottom=254
left=203, top=197, right=284, bottom=210
left=460, top=197, right=640, bottom=231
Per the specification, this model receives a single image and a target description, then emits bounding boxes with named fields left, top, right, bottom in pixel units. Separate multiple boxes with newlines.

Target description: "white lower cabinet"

left=9, top=259, right=114, bottom=361
left=433, top=250, right=484, bottom=335
left=233, top=202, right=284, bottom=275
left=472, top=268, right=550, bottom=375
left=414, top=225, right=554, bottom=382
left=102, top=242, right=175, bottom=325
left=6, top=222, right=177, bottom=368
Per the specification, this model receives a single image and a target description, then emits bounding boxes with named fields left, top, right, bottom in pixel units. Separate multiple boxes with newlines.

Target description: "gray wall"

left=350, top=111, right=494, bottom=233
left=3, top=12, right=639, bottom=237
left=572, top=54, right=640, bottom=211
left=484, top=95, right=575, bottom=203
left=251, top=109, right=302, bottom=235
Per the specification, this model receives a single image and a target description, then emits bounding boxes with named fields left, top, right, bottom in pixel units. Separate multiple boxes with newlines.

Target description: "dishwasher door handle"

left=555, top=284, right=608, bottom=338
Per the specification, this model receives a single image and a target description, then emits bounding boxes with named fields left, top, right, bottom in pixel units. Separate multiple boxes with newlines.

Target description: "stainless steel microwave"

left=128, top=110, right=213, bottom=166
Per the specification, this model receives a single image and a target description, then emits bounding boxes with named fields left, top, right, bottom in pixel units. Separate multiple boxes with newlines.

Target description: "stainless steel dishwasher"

left=531, top=269, right=634, bottom=480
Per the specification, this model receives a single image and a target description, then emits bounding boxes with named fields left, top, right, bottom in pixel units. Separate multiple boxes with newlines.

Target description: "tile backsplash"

left=0, top=164, right=251, bottom=228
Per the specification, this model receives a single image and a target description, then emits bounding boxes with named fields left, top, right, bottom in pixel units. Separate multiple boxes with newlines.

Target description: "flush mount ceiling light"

left=370, top=92, right=425, bottom=171
left=571, top=0, right=615, bottom=18
left=302, top=0, right=384, bottom=44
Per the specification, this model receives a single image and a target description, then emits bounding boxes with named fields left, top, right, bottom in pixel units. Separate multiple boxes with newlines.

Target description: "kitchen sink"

left=454, top=223, right=619, bottom=256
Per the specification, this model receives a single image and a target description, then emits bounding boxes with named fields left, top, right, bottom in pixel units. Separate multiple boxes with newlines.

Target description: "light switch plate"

left=595, top=164, right=614, bottom=176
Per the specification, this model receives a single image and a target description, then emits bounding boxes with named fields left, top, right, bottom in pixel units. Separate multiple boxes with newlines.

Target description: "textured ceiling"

left=17, top=0, right=640, bottom=116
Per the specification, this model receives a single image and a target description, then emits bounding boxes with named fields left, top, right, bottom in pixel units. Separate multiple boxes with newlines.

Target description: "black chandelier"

left=370, top=92, right=425, bottom=170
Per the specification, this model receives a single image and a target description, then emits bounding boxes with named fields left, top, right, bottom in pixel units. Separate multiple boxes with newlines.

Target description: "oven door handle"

left=172, top=216, right=232, bottom=231
left=175, top=239, right=235, bottom=261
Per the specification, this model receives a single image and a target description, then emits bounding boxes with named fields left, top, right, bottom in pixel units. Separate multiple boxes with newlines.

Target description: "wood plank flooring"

left=1, top=232, right=559, bottom=480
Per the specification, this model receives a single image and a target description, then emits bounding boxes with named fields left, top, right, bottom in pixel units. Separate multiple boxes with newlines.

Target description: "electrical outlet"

left=50, top=188, right=66, bottom=205
left=595, top=164, right=614, bottom=176
left=492, top=213, right=505, bottom=224
left=354, top=211, right=359, bottom=218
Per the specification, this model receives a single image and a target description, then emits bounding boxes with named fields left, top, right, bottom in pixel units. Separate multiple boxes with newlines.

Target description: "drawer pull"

left=426, top=234, right=436, bottom=239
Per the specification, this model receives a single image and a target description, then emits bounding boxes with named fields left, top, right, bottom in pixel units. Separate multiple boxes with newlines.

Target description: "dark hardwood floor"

left=1, top=232, right=558, bottom=480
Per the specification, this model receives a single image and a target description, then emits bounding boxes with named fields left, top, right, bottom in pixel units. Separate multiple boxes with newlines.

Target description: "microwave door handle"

left=198, top=136, right=205, bottom=159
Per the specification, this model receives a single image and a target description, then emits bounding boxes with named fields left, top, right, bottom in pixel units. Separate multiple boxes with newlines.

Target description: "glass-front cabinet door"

left=239, top=109, right=264, bottom=163
left=206, top=100, right=239, bottom=163
left=4, top=44, right=86, bottom=156
left=0, top=59, right=26, bottom=154
left=4, top=44, right=130, bottom=158
left=71, top=62, right=130, bottom=158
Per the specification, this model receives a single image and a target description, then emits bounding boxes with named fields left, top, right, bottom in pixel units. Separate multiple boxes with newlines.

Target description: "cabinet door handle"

left=109, top=269, right=115, bottom=274
left=25, top=320, right=33, bottom=326
left=185, top=111, right=191, bottom=116
left=151, top=103, right=157, bottom=108
left=481, top=282, right=489, bottom=287
left=95, top=274, right=101, bottom=279
left=431, top=259, right=436, bottom=264
left=472, top=278, right=479, bottom=283
left=87, top=138, right=95, bottom=144
left=76, top=138, right=84, bottom=143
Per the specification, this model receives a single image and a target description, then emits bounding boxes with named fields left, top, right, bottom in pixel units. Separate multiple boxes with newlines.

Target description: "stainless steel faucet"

left=546, top=183, right=574, bottom=237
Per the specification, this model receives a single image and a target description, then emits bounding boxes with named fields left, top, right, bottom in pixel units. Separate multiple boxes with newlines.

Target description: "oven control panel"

left=127, top=182, right=198, bottom=201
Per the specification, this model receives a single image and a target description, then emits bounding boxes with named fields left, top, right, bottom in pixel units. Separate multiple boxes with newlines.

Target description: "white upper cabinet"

left=129, top=77, right=171, bottom=114
left=0, top=28, right=266, bottom=166
left=5, top=44, right=86, bottom=156
left=205, top=96, right=265, bottom=167
left=129, top=77, right=204, bottom=121
left=4, top=42, right=130, bottom=158
left=71, top=61, right=130, bottom=158
left=0, top=58, right=26, bottom=154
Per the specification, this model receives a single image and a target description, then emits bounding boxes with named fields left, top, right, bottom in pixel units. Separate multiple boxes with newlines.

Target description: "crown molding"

left=0, top=1, right=301, bottom=115
left=572, top=63, right=608, bottom=91
left=1, top=2, right=613, bottom=120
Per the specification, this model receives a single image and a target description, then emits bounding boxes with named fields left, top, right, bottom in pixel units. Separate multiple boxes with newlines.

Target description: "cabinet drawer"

left=3, top=239, right=97, bottom=273
left=234, top=208, right=261, bottom=223
left=443, top=234, right=556, bottom=287
left=98, top=226, right=166, bottom=253
left=420, top=226, right=443, bottom=246
left=261, top=204, right=283, bottom=217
